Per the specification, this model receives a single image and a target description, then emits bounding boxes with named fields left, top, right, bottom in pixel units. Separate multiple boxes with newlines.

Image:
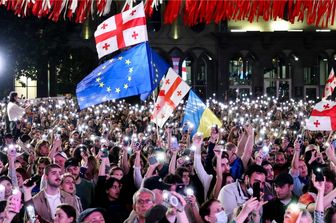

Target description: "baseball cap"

left=274, top=173, right=293, bottom=186
left=77, top=208, right=105, bottom=223
left=64, top=158, right=79, bottom=169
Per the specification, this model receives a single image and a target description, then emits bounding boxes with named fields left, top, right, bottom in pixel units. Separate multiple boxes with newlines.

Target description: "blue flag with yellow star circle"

left=76, top=42, right=169, bottom=109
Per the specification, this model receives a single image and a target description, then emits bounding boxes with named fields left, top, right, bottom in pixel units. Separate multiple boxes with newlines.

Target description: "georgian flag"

left=306, top=100, right=336, bottom=131
left=323, top=68, right=336, bottom=99
left=94, top=2, right=148, bottom=59
left=151, top=68, right=191, bottom=128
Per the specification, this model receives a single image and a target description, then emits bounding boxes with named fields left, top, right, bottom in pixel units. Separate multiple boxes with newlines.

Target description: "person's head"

left=176, top=167, right=190, bottom=186
left=44, top=164, right=62, bottom=188
left=298, top=160, right=308, bottom=178
left=323, top=169, right=336, bottom=195
left=315, top=133, right=324, bottom=145
left=54, top=204, right=76, bottom=223
left=199, top=199, right=227, bottom=223
left=109, top=166, right=123, bottom=180
left=225, top=142, right=238, bottom=164
left=35, top=157, right=51, bottom=176
left=8, top=91, right=18, bottom=103
left=16, top=168, right=29, bottom=187
left=77, top=208, right=105, bottom=223
left=64, top=158, right=80, bottom=180
left=53, top=152, right=68, bottom=170
left=275, top=152, right=287, bottom=166
left=133, top=188, right=155, bottom=219
left=163, top=174, right=183, bottom=192
left=222, top=173, right=234, bottom=185
left=325, top=207, right=336, bottom=223
left=244, top=164, right=267, bottom=190
left=285, top=144, right=295, bottom=158
left=212, top=150, right=230, bottom=174
left=0, top=176, right=12, bottom=199
left=35, top=140, right=50, bottom=156
left=105, top=177, right=122, bottom=201
left=274, top=173, right=294, bottom=200
left=262, top=161, right=274, bottom=182
left=142, top=176, right=170, bottom=204
left=61, top=173, right=76, bottom=195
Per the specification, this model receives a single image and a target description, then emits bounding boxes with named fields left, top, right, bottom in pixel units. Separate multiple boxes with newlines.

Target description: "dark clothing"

left=263, top=196, right=298, bottom=223
left=76, top=177, right=95, bottom=210
left=105, top=200, right=129, bottom=223
left=230, top=158, right=244, bottom=180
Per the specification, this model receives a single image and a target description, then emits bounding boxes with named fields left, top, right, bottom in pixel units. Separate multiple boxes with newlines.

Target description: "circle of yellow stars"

left=95, top=57, right=133, bottom=94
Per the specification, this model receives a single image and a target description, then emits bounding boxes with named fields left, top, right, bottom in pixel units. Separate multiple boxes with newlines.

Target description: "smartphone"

left=297, top=134, right=303, bottom=145
left=314, top=167, right=324, bottom=182
left=253, top=182, right=261, bottom=201
left=148, top=156, right=158, bottom=165
left=123, top=137, right=129, bottom=147
left=24, top=175, right=40, bottom=187
left=101, top=147, right=109, bottom=158
left=171, top=136, right=179, bottom=150
left=134, top=142, right=141, bottom=151
left=11, top=189, right=22, bottom=213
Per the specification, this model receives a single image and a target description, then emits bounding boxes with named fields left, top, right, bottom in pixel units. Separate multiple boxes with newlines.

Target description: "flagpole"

left=327, top=131, right=334, bottom=143
left=152, top=90, right=160, bottom=141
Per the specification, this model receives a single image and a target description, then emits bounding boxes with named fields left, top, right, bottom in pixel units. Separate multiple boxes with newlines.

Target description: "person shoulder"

left=81, top=177, right=94, bottom=186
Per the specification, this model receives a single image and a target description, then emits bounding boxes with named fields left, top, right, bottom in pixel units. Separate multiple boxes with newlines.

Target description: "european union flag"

left=140, top=46, right=170, bottom=100
left=182, top=90, right=222, bottom=137
left=76, top=42, right=169, bottom=109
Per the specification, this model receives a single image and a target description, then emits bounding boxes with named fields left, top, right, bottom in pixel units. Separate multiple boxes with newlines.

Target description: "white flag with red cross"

left=151, top=68, right=191, bottom=128
left=94, top=2, right=148, bottom=59
left=306, top=100, right=336, bottom=131
left=323, top=68, right=336, bottom=99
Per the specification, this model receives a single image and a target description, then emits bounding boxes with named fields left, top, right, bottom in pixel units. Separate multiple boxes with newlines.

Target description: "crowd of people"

left=0, top=91, right=335, bottom=223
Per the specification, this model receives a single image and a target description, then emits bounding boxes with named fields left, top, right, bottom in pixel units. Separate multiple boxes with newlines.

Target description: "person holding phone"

left=263, top=173, right=297, bottom=223
left=6, top=91, right=30, bottom=139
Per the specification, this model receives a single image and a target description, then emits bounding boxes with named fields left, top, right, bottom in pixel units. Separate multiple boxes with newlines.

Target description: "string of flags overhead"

left=1, top=0, right=336, bottom=27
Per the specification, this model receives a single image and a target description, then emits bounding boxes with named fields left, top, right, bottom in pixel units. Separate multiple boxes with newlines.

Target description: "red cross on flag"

left=306, top=100, right=336, bottom=131
left=151, top=68, right=191, bottom=127
left=94, top=2, right=148, bottom=59
left=323, top=68, right=336, bottom=99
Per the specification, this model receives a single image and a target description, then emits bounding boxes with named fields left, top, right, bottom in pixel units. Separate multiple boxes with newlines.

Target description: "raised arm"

left=169, top=149, right=178, bottom=174
left=241, top=125, right=254, bottom=170
left=211, top=146, right=223, bottom=199
left=133, top=149, right=143, bottom=188
left=193, top=134, right=213, bottom=200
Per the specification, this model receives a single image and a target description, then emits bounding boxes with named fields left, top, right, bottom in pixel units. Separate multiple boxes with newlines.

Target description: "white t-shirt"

left=7, top=102, right=25, bottom=121
left=44, top=191, right=61, bottom=220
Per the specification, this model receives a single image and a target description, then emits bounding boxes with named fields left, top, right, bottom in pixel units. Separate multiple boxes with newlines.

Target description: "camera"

left=162, top=190, right=183, bottom=212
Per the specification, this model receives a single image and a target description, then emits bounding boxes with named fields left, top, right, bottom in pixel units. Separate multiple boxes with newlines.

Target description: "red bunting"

left=0, top=0, right=335, bottom=27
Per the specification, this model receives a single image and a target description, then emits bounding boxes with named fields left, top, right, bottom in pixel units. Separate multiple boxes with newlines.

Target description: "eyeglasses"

left=136, top=199, right=153, bottom=205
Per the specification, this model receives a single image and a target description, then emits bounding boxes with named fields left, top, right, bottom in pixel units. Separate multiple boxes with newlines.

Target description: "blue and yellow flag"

left=182, top=90, right=222, bottom=137
left=76, top=42, right=169, bottom=109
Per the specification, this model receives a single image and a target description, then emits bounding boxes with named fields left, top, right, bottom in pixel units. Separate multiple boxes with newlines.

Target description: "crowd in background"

left=0, top=91, right=335, bottom=223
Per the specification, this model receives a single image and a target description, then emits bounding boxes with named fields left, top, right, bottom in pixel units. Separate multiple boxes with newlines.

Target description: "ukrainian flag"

left=182, top=90, right=222, bottom=137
